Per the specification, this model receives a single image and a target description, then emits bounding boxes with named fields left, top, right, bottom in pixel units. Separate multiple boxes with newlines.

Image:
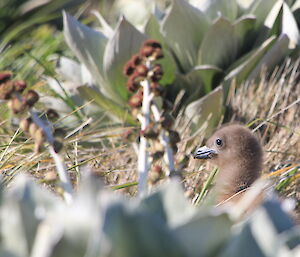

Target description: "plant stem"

left=151, top=104, right=175, bottom=176
left=49, top=146, right=73, bottom=204
left=137, top=77, right=151, bottom=197
left=30, top=109, right=73, bottom=204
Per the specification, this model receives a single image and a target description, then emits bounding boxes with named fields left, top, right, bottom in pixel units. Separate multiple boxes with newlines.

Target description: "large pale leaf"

left=139, top=180, right=196, bottom=228
left=161, top=0, right=210, bottom=72
left=103, top=17, right=147, bottom=102
left=233, top=15, right=257, bottom=54
left=247, top=0, right=278, bottom=30
left=281, top=2, right=300, bottom=48
left=220, top=200, right=295, bottom=257
left=224, top=36, right=276, bottom=84
left=198, top=17, right=237, bottom=69
left=184, top=86, right=223, bottom=134
left=77, top=86, right=136, bottom=125
left=174, top=213, right=232, bottom=257
left=115, top=0, right=154, bottom=30
left=145, top=15, right=177, bottom=85
left=292, top=0, right=300, bottom=11
left=248, top=34, right=290, bottom=80
left=46, top=204, right=102, bottom=257
left=1, top=175, right=60, bottom=257
left=185, top=65, right=223, bottom=95
left=55, top=56, right=82, bottom=84
left=193, top=0, right=238, bottom=22
left=63, top=12, right=111, bottom=98
left=103, top=203, right=186, bottom=257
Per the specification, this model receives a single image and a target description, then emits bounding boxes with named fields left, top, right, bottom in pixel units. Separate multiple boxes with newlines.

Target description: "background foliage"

left=0, top=0, right=300, bottom=256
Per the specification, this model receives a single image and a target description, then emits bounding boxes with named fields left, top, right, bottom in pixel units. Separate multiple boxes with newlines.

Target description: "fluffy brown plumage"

left=194, top=124, right=263, bottom=203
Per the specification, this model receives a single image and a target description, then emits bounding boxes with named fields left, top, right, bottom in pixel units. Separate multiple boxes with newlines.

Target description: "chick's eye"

left=216, top=138, right=223, bottom=146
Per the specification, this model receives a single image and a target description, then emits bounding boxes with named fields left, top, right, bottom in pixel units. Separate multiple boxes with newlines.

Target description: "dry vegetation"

left=0, top=59, right=299, bottom=211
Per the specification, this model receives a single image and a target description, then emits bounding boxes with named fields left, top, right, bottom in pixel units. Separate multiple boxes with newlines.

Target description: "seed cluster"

left=0, top=72, right=39, bottom=113
left=0, top=71, right=64, bottom=153
left=123, top=40, right=181, bottom=184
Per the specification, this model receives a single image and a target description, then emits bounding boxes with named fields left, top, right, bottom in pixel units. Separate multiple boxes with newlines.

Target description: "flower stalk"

left=123, top=40, right=180, bottom=196
left=137, top=75, right=151, bottom=195
left=0, top=72, right=73, bottom=204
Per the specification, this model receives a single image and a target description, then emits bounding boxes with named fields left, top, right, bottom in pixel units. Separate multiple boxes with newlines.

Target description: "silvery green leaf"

left=140, top=179, right=196, bottom=228
left=193, top=0, right=238, bottom=22
left=247, top=0, right=278, bottom=30
left=281, top=2, right=300, bottom=48
left=115, top=0, right=155, bottom=30
left=63, top=12, right=110, bottom=98
left=198, top=17, right=237, bottom=69
left=46, top=77, right=81, bottom=97
left=174, top=212, right=232, bottom=257
left=184, top=86, right=223, bottom=135
left=161, top=0, right=210, bottom=72
left=224, top=36, right=276, bottom=85
left=274, top=226, right=300, bottom=257
left=77, top=86, right=136, bottom=124
left=46, top=207, right=103, bottom=257
left=0, top=249, right=18, bottom=257
left=1, top=174, right=60, bottom=257
left=91, top=10, right=114, bottom=38
left=81, top=63, right=95, bottom=86
left=145, top=14, right=166, bottom=42
left=55, top=56, right=82, bottom=84
left=103, top=17, right=147, bottom=102
left=292, top=0, right=300, bottom=11
left=248, top=34, right=290, bottom=80
left=220, top=199, right=295, bottom=257
left=103, top=202, right=185, bottom=257
left=233, top=15, right=257, bottom=53
left=219, top=223, right=267, bottom=257
left=185, top=65, right=223, bottom=96
left=236, top=0, right=255, bottom=9
left=264, top=0, right=282, bottom=30
left=41, top=95, right=73, bottom=113
left=144, top=15, right=177, bottom=85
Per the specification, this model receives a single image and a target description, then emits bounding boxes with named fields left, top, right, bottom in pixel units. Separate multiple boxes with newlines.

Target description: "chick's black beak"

left=193, top=146, right=217, bottom=159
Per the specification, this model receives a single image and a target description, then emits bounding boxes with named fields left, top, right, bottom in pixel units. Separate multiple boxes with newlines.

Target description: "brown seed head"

left=128, top=89, right=143, bottom=108
left=126, top=73, right=143, bottom=93
left=143, top=39, right=162, bottom=49
left=150, top=82, right=164, bottom=96
left=150, top=64, right=163, bottom=82
left=123, top=61, right=135, bottom=77
left=130, top=54, right=143, bottom=66
left=141, top=123, right=159, bottom=139
left=24, top=90, right=39, bottom=107
left=0, top=81, right=15, bottom=100
left=140, top=46, right=163, bottom=60
left=46, top=109, right=59, bottom=121
left=135, top=64, right=148, bottom=77
left=140, top=40, right=163, bottom=60
left=0, top=71, right=12, bottom=83
left=14, top=80, right=27, bottom=93
left=8, top=97, right=26, bottom=114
